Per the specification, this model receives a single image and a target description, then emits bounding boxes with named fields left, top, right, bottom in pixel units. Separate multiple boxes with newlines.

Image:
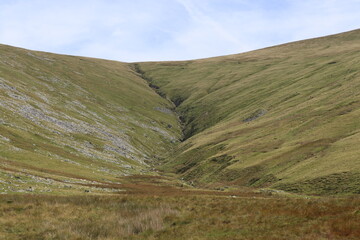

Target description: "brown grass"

left=0, top=195, right=176, bottom=240
left=1, top=176, right=359, bottom=240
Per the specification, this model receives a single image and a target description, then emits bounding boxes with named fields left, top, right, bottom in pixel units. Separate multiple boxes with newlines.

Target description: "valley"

left=0, top=29, right=360, bottom=239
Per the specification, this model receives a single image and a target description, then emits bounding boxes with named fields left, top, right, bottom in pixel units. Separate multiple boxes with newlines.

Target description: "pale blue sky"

left=0, top=0, right=359, bottom=62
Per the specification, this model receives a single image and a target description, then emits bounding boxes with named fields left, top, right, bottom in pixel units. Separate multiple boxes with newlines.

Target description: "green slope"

left=138, top=29, right=360, bottom=194
left=0, top=45, right=181, bottom=194
left=1, top=29, right=360, bottom=195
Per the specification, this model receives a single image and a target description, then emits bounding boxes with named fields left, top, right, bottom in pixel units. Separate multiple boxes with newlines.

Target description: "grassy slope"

left=0, top=45, right=181, bottom=194
left=139, top=29, right=360, bottom=194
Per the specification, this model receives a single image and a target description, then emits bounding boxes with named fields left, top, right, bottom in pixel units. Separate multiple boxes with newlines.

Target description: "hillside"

left=138, top=29, right=360, bottom=194
left=0, top=45, right=181, bottom=194
left=0, top=29, right=359, bottom=195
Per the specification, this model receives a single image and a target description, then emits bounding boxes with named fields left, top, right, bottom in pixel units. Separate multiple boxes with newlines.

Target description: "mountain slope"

left=0, top=45, right=181, bottom=194
left=138, top=29, right=360, bottom=194
left=1, top=29, right=359, bottom=195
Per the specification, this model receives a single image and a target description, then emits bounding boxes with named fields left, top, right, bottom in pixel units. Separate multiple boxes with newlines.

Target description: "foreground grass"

left=0, top=194, right=176, bottom=240
left=1, top=191, right=359, bottom=240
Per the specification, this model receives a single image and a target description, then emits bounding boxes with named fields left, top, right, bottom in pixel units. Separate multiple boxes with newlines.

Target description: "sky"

left=0, top=0, right=359, bottom=62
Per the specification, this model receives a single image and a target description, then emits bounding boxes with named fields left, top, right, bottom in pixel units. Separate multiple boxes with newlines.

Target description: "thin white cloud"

left=0, top=0, right=359, bottom=62
left=173, top=0, right=246, bottom=58
left=176, top=0, right=241, bottom=44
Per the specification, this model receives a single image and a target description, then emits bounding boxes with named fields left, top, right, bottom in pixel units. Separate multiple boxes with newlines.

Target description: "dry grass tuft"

left=0, top=195, right=177, bottom=240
